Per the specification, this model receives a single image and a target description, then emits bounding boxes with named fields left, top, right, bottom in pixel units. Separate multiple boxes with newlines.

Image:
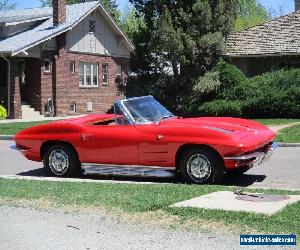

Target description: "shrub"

left=216, top=59, right=247, bottom=99
left=199, top=63, right=300, bottom=118
left=243, top=87, right=300, bottom=118
left=0, top=105, right=7, bottom=120
left=198, top=100, right=243, bottom=117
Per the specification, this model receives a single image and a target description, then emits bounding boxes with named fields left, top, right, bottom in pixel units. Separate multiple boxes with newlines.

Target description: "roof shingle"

left=226, top=11, right=300, bottom=56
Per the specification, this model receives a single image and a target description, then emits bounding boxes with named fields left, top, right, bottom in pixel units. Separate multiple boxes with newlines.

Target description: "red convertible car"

left=15, top=96, right=277, bottom=184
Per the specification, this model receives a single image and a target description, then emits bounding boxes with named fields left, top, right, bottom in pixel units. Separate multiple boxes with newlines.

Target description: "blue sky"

left=8, top=0, right=129, bottom=10
left=7, top=0, right=296, bottom=16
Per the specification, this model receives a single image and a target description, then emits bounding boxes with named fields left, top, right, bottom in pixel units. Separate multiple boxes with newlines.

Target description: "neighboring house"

left=225, top=0, right=300, bottom=77
left=0, top=0, right=133, bottom=119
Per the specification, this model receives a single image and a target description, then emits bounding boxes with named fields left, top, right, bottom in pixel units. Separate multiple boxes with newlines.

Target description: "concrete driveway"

left=0, top=140, right=299, bottom=190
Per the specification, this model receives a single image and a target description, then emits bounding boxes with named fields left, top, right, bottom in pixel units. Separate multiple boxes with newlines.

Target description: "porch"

left=0, top=57, right=53, bottom=119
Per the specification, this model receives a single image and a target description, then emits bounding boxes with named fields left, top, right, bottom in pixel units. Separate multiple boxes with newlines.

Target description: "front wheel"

left=178, top=147, right=224, bottom=184
left=43, top=144, right=81, bottom=177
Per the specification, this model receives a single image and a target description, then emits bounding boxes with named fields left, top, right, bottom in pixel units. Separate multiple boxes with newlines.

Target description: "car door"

left=81, top=124, right=139, bottom=165
left=135, top=123, right=174, bottom=167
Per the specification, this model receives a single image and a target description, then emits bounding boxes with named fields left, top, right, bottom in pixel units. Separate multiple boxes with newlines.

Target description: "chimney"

left=295, top=0, right=300, bottom=11
left=53, top=0, right=66, bottom=26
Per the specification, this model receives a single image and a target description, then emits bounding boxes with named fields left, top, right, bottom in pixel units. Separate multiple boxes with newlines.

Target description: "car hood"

left=160, top=117, right=275, bottom=151
left=162, top=117, right=265, bottom=132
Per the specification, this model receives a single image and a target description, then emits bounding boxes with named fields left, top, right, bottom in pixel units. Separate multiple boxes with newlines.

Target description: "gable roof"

left=0, top=1, right=133, bottom=56
left=226, top=11, right=300, bottom=57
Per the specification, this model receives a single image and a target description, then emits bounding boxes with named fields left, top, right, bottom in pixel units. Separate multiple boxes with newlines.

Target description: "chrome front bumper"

left=224, top=142, right=278, bottom=166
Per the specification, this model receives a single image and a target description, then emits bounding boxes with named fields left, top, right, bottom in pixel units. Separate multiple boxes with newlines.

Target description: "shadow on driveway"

left=221, top=173, right=266, bottom=187
left=16, top=168, right=266, bottom=187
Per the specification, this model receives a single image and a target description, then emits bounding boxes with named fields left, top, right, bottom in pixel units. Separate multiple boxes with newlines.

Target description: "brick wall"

left=9, top=58, right=22, bottom=119
left=53, top=33, right=68, bottom=116
left=61, top=53, right=129, bottom=116
left=53, top=0, right=66, bottom=25
left=53, top=34, right=129, bottom=116
left=40, top=52, right=55, bottom=115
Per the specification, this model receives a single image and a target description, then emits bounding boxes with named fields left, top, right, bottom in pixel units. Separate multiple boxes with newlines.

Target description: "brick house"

left=0, top=0, right=133, bottom=119
left=225, top=0, right=300, bottom=77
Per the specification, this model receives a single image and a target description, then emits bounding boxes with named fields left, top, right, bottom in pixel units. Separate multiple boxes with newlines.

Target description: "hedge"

left=198, top=62, right=300, bottom=118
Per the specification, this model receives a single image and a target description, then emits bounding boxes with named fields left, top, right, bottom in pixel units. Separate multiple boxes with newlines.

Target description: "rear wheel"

left=43, top=144, right=81, bottom=177
left=178, top=147, right=224, bottom=184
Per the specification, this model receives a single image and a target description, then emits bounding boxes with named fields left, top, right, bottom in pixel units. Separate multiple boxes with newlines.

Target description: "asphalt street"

left=0, top=206, right=294, bottom=250
left=0, top=140, right=299, bottom=190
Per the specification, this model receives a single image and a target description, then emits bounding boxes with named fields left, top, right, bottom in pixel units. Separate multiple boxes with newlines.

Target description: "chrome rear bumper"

left=224, top=142, right=278, bottom=166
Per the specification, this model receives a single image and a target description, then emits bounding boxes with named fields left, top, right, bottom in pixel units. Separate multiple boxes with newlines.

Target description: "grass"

left=276, top=124, right=300, bottom=143
left=254, top=119, right=300, bottom=126
left=0, top=121, right=50, bottom=135
left=0, top=178, right=299, bottom=236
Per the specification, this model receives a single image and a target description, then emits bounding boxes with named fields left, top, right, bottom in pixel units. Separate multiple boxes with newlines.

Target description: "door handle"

left=157, top=134, right=164, bottom=140
left=81, top=134, right=93, bottom=141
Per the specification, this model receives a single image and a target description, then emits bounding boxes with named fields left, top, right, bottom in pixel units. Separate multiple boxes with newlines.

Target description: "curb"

left=0, top=135, right=14, bottom=140
left=276, top=142, right=300, bottom=147
left=1, top=175, right=299, bottom=192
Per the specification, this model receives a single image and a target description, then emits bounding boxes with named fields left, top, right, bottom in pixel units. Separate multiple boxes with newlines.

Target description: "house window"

left=102, top=64, right=109, bottom=85
left=70, top=102, right=76, bottom=113
left=89, top=20, right=96, bottom=33
left=116, top=64, right=122, bottom=77
left=79, top=62, right=98, bottom=87
left=44, top=59, right=52, bottom=73
left=70, top=61, right=75, bottom=73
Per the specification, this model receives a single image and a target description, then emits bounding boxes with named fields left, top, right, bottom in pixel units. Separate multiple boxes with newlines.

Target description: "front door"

left=81, top=124, right=139, bottom=165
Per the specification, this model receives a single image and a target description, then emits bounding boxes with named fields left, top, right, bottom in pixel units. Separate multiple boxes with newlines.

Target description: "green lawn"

left=0, top=178, right=299, bottom=236
left=276, top=124, right=300, bottom=143
left=0, top=121, right=50, bottom=135
left=254, top=119, right=300, bottom=126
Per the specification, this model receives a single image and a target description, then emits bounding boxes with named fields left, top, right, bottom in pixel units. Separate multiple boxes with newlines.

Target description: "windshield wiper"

left=156, top=114, right=175, bottom=125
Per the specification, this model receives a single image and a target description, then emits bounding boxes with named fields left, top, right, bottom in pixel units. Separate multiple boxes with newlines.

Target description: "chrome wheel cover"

left=48, top=149, right=69, bottom=176
left=187, top=154, right=212, bottom=182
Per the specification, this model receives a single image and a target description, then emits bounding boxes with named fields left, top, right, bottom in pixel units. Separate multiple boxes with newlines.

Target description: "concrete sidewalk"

left=0, top=206, right=262, bottom=250
left=269, top=122, right=300, bottom=132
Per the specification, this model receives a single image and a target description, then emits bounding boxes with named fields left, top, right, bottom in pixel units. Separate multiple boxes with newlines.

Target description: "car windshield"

left=116, top=96, right=175, bottom=124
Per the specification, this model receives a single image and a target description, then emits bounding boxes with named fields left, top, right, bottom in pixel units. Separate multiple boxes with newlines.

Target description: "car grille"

left=243, top=141, right=273, bottom=155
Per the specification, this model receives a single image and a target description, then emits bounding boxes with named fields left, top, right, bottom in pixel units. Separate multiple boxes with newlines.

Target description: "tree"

left=0, top=0, right=16, bottom=11
left=39, top=0, right=121, bottom=21
left=235, top=0, right=270, bottom=31
left=126, top=0, right=236, bottom=115
left=120, top=6, right=143, bottom=41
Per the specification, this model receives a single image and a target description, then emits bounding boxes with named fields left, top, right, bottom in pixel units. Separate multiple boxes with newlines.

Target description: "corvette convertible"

left=15, top=96, right=277, bottom=184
